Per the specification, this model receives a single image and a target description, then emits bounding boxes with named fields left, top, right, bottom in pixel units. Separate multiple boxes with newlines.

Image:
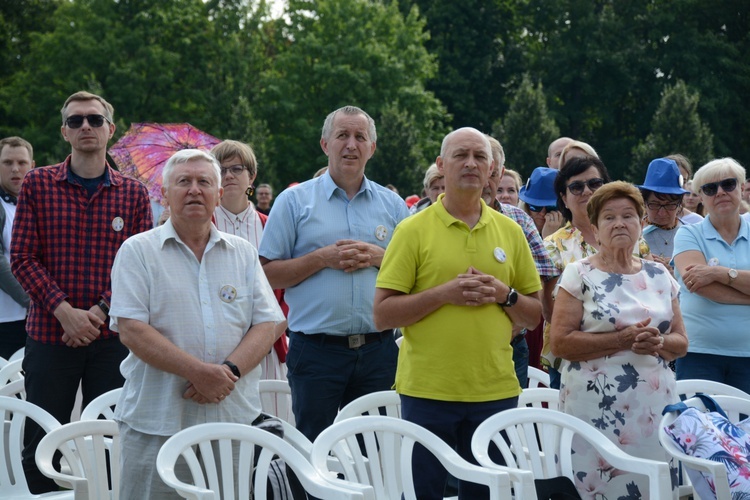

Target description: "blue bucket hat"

left=638, top=158, right=689, bottom=195
left=519, top=167, right=558, bottom=207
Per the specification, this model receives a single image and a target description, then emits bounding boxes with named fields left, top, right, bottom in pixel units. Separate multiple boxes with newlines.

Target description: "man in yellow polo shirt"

left=374, top=127, right=542, bottom=499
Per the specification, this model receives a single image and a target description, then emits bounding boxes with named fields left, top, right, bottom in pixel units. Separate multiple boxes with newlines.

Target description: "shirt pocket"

left=220, top=285, right=254, bottom=330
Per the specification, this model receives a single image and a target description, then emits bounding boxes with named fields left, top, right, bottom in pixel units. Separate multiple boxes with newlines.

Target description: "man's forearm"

left=225, top=321, right=277, bottom=376
left=261, top=253, right=326, bottom=289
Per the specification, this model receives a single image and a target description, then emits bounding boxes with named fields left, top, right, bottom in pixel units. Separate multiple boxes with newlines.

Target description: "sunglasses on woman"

left=566, top=178, right=604, bottom=196
left=64, top=114, right=110, bottom=129
left=528, top=204, right=558, bottom=213
left=700, top=178, right=737, bottom=197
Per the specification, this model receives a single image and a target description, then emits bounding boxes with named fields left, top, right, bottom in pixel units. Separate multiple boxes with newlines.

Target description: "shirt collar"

left=321, top=171, right=371, bottom=201
left=159, top=219, right=235, bottom=250
left=54, top=155, right=122, bottom=187
left=703, top=214, right=750, bottom=241
left=432, top=193, right=490, bottom=230
left=0, top=187, right=17, bottom=205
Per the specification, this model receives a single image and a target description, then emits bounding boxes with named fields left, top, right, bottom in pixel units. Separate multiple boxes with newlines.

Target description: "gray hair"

left=321, top=106, right=377, bottom=143
left=422, top=163, right=442, bottom=190
left=692, top=158, right=746, bottom=194
left=440, top=127, right=491, bottom=158
left=162, top=149, right=221, bottom=189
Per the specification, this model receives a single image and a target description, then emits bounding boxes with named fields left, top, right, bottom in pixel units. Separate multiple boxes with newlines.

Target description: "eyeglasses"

left=566, top=178, right=604, bottom=196
left=220, top=165, right=246, bottom=177
left=64, top=114, right=109, bottom=129
left=700, top=178, right=738, bottom=196
left=528, top=204, right=558, bottom=213
left=646, top=202, right=681, bottom=212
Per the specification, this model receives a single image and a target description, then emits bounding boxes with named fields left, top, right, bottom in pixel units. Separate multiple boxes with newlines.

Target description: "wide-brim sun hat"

left=519, top=167, right=558, bottom=207
left=638, top=158, right=690, bottom=195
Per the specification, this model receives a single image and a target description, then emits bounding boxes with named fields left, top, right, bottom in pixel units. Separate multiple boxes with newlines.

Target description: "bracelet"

left=222, top=360, right=241, bottom=379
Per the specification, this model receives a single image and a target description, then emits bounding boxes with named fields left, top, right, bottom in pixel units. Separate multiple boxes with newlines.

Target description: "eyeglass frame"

left=646, top=201, right=681, bottom=212
left=528, top=204, right=558, bottom=213
left=219, top=164, right=248, bottom=177
left=64, top=114, right=110, bottom=129
left=566, top=177, right=604, bottom=196
left=700, top=178, right=738, bottom=197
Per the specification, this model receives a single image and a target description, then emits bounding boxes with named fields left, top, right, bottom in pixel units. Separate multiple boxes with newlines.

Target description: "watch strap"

left=97, top=299, right=110, bottom=316
left=222, top=360, right=241, bottom=378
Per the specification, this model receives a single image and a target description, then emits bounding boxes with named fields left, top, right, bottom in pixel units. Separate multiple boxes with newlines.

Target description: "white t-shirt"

left=0, top=199, right=26, bottom=322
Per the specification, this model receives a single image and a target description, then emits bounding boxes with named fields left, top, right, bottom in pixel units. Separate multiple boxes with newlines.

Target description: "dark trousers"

left=512, top=335, right=529, bottom=388
left=0, top=319, right=26, bottom=360
left=676, top=351, right=750, bottom=394
left=400, top=394, right=518, bottom=500
left=286, top=331, right=398, bottom=441
left=22, top=336, right=128, bottom=493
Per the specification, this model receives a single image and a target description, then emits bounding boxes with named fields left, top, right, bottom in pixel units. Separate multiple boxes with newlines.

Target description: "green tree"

left=629, top=80, right=713, bottom=182
left=492, top=74, right=559, bottom=179
left=260, top=0, right=448, bottom=187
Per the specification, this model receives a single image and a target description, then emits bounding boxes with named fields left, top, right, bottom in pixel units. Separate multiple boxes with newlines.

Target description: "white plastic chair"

left=156, top=422, right=371, bottom=500
left=517, top=387, right=560, bottom=411
left=36, top=420, right=119, bottom=500
left=0, top=359, right=23, bottom=386
left=0, top=379, right=25, bottom=400
left=472, top=407, right=673, bottom=500
left=311, top=415, right=530, bottom=500
left=659, top=394, right=750, bottom=500
left=79, top=388, right=121, bottom=421
left=8, top=348, right=24, bottom=363
left=334, top=390, right=401, bottom=423
left=675, top=379, right=750, bottom=401
left=0, top=397, right=71, bottom=499
left=526, top=366, right=550, bottom=388
left=258, top=380, right=294, bottom=426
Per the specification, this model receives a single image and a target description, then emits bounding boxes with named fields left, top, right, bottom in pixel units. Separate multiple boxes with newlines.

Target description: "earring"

left=246, top=185, right=255, bottom=198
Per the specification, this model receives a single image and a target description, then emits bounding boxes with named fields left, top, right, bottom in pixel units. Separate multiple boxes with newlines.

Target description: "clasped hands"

left=444, top=266, right=506, bottom=306
left=619, top=318, right=663, bottom=356
left=323, top=239, right=384, bottom=272
left=183, top=362, right=238, bottom=405
left=58, top=304, right=105, bottom=348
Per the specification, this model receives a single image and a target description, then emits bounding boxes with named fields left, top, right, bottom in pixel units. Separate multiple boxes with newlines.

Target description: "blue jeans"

left=512, top=335, right=529, bottom=388
left=676, top=352, right=750, bottom=394
left=400, top=395, right=518, bottom=500
left=22, top=336, right=128, bottom=493
left=286, top=331, right=398, bottom=441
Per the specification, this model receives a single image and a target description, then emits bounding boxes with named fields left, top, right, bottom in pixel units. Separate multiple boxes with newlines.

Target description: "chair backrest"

left=7, top=349, right=23, bottom=363
left=258, top=379, right=295, bottom=426
left=0, top=359, right=23, bottom=387
left=36, top=419, right=120, bottom=500
left=80, top=388, right=122, bottom=421
left=527, top=366, right=550, bottom=388
left=156, top=422, right=370, bottom=500
left=0, top=397, right=62, bottom=497
left=312, top=415, right=529, bottom=500
left=518, top=387, right=560, bottom=410
left=472, top=407, right=673, bottom=500
left=334, top=390, right=401, bottom=423
left=675, top=379, right=750, bottom=401
left=0, top=379, right=25, bottom=400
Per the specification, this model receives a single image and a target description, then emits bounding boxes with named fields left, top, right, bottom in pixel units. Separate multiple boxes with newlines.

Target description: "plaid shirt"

left=493, top=200, right=559, bottom=282
left=10, top=156, right=152, bottom=344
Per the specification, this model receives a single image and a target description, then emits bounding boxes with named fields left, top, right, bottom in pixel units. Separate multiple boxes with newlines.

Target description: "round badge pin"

left=708, top=257, right=719, bottom=267
left=493, top=247, right=507, bottom=263
left=112, top=216, right=124, bottom=232
left=375, top=225, right=388, bottom=241
left=219, top=285, right=237, bottom=303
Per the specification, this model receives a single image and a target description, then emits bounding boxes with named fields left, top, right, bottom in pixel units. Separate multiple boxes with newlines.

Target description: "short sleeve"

left=556, top=260, right=585, bottom=301
left=258, top=189, right=297, bottom=261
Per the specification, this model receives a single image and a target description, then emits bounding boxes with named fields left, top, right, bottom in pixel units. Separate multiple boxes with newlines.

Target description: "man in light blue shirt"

left=259, top=105, right=409, bottom=440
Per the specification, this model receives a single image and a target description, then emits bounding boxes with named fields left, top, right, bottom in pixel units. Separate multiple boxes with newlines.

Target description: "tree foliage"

left=492, top=74, right=559, bottom=179
left=629, top=80, right=713, bottom=181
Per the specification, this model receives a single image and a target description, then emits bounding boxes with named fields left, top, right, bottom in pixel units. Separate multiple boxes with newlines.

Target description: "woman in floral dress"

left=550, top=181, right=688, bottom=499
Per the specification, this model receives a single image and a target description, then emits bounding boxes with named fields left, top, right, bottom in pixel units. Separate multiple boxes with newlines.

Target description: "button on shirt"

left=259, top=172, right=409, bottom=335
left=110, top=221, right=285, bottom=435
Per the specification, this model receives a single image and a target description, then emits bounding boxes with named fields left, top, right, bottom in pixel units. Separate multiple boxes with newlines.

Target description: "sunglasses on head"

left=65, top=114, right=109, bottom=129
left=528, top=204, right=558, bottom=213
left=700, top=178, right=738, bottom=197
left=566, top=178, right=604, bottom=196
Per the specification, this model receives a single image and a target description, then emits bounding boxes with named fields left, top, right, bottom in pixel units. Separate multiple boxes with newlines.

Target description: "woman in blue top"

left=673, top=157, right=750, bottom=393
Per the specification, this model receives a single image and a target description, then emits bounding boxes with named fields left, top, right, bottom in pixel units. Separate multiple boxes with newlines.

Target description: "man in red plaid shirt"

left=10, top=90, right=152, bottom=493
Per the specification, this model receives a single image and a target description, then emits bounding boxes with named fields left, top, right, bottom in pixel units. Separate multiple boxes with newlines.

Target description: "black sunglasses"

left=566, top=178, right=604, bottom=196
left=65, top=114, right=109, bottom=129
left=700, top=178, right=738, bottom=197
left=528, top=204, right=558, bottom=213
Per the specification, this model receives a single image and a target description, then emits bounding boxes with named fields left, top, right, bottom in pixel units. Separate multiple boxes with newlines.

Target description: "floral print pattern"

left=558, top=258, right=679, bottom=499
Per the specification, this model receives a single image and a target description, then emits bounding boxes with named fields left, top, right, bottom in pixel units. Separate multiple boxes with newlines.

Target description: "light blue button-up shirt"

left=259, top=172, right=409, bottom=335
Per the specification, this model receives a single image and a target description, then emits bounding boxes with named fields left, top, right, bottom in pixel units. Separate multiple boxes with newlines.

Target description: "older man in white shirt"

left=110, top=149, right=284, bottom=498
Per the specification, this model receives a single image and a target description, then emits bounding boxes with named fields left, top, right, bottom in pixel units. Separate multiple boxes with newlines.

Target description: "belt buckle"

left=348, top=334, right=365, bottom=349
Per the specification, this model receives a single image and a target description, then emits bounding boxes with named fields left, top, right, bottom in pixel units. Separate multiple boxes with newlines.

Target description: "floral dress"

left=557, top=258, right=678, bottom=500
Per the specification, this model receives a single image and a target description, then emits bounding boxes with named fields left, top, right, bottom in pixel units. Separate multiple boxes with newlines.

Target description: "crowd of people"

left=1, top=89, right=748, bottom=499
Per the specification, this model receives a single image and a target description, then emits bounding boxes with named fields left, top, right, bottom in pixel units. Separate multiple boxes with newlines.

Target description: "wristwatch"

left=501, top=288, right=518, bottom=308
left=96, top=299, right=110, bottom=316
left=728, top=268, right=738, bottom=285
left=222, top=360, right=241, bottom=379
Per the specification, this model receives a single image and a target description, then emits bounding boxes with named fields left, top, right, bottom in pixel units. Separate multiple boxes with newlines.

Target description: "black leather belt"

left=510, top=329, right=527, bottom=347
left=291, top=330, right=393, bottom=349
